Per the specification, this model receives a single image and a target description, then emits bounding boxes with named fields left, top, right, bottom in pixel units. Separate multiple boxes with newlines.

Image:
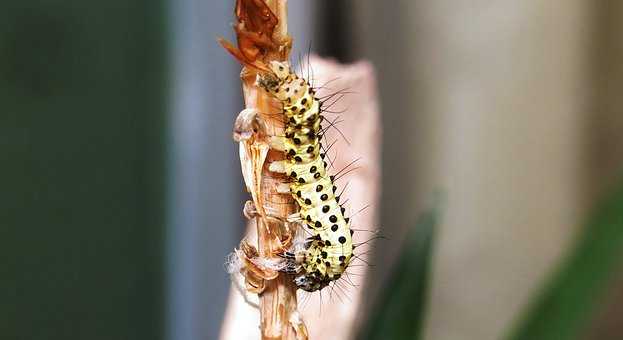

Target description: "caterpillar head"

left=257, top=61, right=291, bottom=92
left=294, top=272, right=330, bottom=292
left=267, top=61, right=291, bottom=79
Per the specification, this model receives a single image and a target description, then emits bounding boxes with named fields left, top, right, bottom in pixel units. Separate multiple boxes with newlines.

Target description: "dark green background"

left=1, top=1, right=167, bottom=339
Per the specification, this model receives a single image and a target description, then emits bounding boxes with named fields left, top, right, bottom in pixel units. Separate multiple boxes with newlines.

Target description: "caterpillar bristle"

left=252, top=58, right=380, bottom=298
left=254, top=60, right=360, bottom=292
left=352, top=234, right=387, bottom=249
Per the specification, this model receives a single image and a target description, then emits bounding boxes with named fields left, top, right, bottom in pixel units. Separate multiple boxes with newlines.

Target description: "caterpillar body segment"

left=260, top=61, right=353, bottom=292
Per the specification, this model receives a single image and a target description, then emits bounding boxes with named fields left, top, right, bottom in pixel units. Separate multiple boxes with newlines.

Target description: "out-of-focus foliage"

left=357, top=207, right=438, bottom=340
left=0, top=1, right=167, bottom=339
left=507, top=179, right=623, bottom=340
left=357, top=176, right=623, bottom=340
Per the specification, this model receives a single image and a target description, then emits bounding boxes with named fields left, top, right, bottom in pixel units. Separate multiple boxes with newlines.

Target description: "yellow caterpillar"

left=260, top=61, right=353, bottom=292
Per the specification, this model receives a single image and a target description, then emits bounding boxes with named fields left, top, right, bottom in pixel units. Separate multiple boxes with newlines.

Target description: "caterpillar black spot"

left=259, top=61, right=353, bottom=292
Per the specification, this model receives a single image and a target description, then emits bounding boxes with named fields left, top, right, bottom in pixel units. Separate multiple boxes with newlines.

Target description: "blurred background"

left=2, top=1, right=623, bottom=340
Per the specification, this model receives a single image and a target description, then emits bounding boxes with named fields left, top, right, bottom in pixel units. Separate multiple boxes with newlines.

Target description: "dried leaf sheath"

left=220, top=0, right=306, bottom=339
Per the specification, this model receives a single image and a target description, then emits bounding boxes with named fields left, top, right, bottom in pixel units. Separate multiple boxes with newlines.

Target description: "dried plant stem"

left=237, top=1, right=305, bottom=339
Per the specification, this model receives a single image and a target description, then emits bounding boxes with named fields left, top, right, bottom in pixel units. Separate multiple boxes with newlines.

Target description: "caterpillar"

left=218, top=0, right=356, bottom=293
left=258, top=61, right=354, bottom=292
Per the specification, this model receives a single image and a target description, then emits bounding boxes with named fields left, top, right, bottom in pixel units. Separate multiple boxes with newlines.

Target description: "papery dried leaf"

left=235, top=0, right=278, bottom=36
left=239, top=240, right=279, bottom=293
left=289, top=311, right=309, bottom=340
left=218, top=38, right=272, bottom=72
left=218, top=0, right=281, bottom=71
left=238, top=142, right=269, bottom=216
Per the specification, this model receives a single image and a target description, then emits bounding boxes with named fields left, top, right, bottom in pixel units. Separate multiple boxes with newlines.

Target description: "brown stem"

left=235, top=1, right=305, bottom=339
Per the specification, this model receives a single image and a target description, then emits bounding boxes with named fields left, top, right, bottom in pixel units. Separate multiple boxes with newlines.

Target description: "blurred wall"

left=410, top=3, right=591, bottom=339
left=585, top=2, right=623, bottom=200
left=348, top=1, right=623, bottom=340
left=166, top=1, right=241, bottom=340
left=582, top=2, right=623, bottom=339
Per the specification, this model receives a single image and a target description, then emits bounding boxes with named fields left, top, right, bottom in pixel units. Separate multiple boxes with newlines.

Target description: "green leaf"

left=357, top=207, right=438, bottom=340
left=508, top=180, right=623, bottom=340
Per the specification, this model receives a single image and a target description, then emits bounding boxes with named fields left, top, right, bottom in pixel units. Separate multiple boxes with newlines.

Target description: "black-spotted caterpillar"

left=256, top=61, right=354, bottom=292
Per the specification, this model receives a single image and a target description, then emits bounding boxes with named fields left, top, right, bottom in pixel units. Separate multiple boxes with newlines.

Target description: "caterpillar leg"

left=275, top=183, right=290, bottom=194
left=269, top=136, right=287, bottom=152
left=286, top=213, right=302, bottom=223
left=268, top=160, right=287, bottom=173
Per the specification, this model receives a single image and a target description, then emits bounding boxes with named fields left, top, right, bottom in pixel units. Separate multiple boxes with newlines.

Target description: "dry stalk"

left=222, top=0, right=307, bottom=339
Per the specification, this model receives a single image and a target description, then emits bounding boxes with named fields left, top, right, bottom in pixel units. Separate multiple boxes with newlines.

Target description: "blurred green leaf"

left=0, top=1, right=167, bottom=339
left=357, top=207, right=438, bottom=340
left=508, top=180, right=623, bottom=340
